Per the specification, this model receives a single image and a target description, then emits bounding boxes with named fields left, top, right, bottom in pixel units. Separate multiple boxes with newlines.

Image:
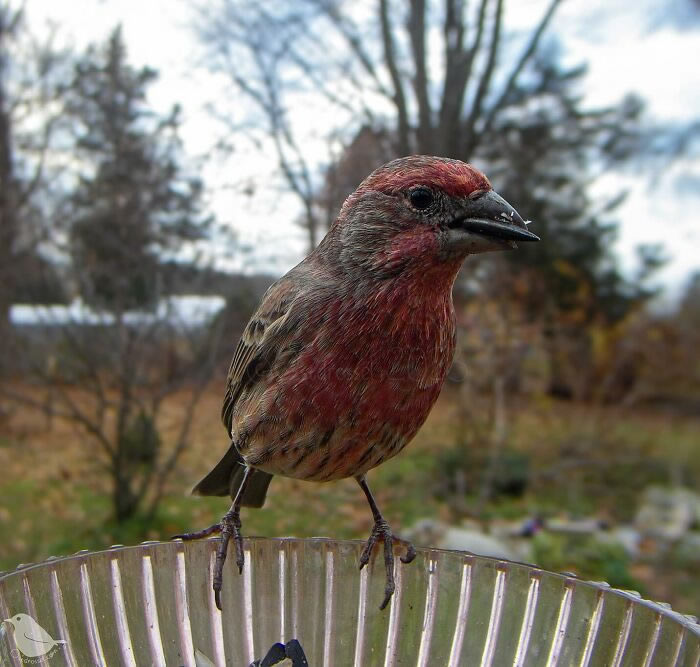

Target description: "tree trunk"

left=113, top=465, right=139, bottom=522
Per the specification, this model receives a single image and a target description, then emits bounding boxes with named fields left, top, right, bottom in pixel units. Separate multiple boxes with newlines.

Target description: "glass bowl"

left=1, top=537, right=698, bottom=665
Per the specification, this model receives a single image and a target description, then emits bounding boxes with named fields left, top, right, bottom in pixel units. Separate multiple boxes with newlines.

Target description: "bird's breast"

left=294, top=279, right=456, bottom=420
left=237, top=276, right=457, bottom=480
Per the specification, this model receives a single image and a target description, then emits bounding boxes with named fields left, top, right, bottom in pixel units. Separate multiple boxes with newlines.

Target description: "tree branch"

left=1, top=383, right=115, bottom=457
left=479, top=0, right=563, bottom=142
left=379, top=0, right=411, bottom=155
left=439, top=0, right=490, bottom=155
left=315, top=0, right=395, bottom=101
left=461, top=0, right=503, bottom=156
left=408, top=0, right=433, bottom=153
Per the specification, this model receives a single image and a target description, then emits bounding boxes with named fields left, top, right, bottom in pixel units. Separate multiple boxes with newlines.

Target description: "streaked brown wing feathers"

left=221, top=278, right=298, bottom=435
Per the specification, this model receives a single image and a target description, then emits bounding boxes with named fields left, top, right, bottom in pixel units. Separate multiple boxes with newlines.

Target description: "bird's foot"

left=359, top=519, right=416, bottom=610
left=172, top=510, right=244, bottom=611
left=212, top=509, right=244, bottom=610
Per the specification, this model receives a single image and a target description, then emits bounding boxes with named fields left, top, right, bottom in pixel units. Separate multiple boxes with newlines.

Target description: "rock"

left=597, top=526, right=641, bottom=559
left=635, top=486, right=700, bottom=541
left=406, top=519, right=517, bottom=560
left=672, top=532, right=700, bottom=566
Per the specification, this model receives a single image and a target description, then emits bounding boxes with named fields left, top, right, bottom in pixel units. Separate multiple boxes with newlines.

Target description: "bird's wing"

left=221, top=276, right=301, bottom=436
left=22, top=631, right=53, bottom=645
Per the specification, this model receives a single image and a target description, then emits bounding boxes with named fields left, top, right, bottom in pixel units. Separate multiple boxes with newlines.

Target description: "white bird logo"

left=2, top=613, right=67, bottom=658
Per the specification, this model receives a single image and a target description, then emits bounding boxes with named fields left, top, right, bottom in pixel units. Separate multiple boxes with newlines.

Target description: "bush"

left=531, top=532, right=644, bottom=593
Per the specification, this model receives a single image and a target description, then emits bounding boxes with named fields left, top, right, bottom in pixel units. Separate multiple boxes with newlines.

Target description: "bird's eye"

left=409, top=187, right=434, bottom=210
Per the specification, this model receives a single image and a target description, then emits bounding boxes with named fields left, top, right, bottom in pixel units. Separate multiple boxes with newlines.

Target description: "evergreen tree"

left=476, top=53, right=650, bottom=327
left=43, top=28, right=218, bottom=523
left=66, top=27, right=209, bottom=312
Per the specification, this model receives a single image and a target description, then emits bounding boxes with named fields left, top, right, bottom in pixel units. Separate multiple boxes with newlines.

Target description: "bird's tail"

left=191, top=442, right=273, bottom=508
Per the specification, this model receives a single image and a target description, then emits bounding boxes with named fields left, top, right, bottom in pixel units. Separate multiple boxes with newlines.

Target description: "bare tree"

left=196, top=2, right=329, bottom=249
left=196, top=0, right=661, bottom=400
left=195, top=0, right=563, bottom=247
left=4, top=295, right=227, bottom=521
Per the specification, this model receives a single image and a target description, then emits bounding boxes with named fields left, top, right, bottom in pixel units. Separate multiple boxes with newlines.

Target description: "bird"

left=2, top=613, right=67, bottom=658
left=175, top=155, right=538, bottom=610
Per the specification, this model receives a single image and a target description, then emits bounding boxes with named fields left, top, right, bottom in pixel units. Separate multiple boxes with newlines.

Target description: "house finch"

left=175, top=155, right=538, bottom=610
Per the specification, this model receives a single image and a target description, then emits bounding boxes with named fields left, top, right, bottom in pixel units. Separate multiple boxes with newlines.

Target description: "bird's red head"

left=358, top=156, right=492, bottom=200
left=320, top=155, right=538, bottom=281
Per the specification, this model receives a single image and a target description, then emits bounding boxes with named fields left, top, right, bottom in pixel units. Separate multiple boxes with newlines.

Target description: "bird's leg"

left=173, top=465, right=253, bottom=610
left=355, top=474, right=416, bottom=610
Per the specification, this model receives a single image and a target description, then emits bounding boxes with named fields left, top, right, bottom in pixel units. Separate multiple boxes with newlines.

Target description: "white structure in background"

left=10, top=295, right=226, bottom=329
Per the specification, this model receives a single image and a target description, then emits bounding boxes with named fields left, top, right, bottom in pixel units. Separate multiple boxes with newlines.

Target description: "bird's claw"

left=359, top=519, right=415, bottom=610
left=398, top=538, right=416, bottom=564
left=212, top=511, right=244, bottom=610
left=173, top=511, right=244, bottom=612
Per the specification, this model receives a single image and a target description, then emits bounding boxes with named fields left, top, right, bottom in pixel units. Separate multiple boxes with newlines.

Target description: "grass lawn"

left=1, top=383, right=698, bottom=614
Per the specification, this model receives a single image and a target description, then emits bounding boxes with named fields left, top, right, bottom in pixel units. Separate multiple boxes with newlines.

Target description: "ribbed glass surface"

left=0, top=537, right=698, bottom=666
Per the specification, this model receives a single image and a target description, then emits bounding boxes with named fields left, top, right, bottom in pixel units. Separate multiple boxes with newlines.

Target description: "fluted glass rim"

left=2, top=536, right=699, bottom=667
left=1, top=536, right=697, bottom=637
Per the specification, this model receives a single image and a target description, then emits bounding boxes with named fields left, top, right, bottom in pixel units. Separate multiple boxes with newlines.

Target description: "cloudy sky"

left=26, top=0, right=700, bottom=298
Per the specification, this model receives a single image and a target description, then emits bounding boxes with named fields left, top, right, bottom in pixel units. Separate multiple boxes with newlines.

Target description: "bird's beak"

left=445, top=190, right=539, bottom=255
